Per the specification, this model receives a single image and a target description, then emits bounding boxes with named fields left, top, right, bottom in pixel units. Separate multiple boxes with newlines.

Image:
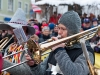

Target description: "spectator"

left=51, top=25, right=59, bottom=37
left=33, top=25, right=40, bottom=36
left=90, top=29, right=100, bottom=53
left=39, top=26, right=51, bottom=43
left=82, top=18, right=91, bottom=31
left=48, top=23, right=55, bottom=31
left=48, top=23, right=55, bottom=34
left=41, top=20, right=48, bottom=29
left=29, top=18, right=42, bottom=32
left=49, top=12, right=58, bottom=24
left=89, top=13, right=95, bottom=22
left=91, top=18, right=98, bottom=28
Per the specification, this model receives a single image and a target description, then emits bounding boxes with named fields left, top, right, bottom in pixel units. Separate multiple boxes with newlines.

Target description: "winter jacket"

left=3, top=46, right=33, bottom=75
left=30, top=43, right=94, bottom=75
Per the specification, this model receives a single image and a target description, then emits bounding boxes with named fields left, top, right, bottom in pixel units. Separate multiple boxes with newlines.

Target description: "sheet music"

left=13, top=27, right=28, bottom=44
left=18, top=27, right=28, bottom=42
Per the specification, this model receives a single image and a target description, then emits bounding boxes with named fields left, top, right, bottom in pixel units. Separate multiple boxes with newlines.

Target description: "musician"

left=25, top=11, right=95, bottom=75
left=2, top=26, right=35, bottom=75
left=0, top=8, right=35, bottom=75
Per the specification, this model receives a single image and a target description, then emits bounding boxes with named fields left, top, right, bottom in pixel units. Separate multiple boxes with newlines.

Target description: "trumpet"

left=1, top=25, right=100, bottom=74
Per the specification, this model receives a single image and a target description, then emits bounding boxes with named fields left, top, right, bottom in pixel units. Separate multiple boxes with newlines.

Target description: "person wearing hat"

left=25, top=11, right=94, bottom=75
left=91, top=18, right=98, bottom=28
left=51, top=25, right=59, bottom=37
left=38, top=26, right=51, bottom=43
left=90, top=29, right=100, bottom=53
left=0, top=8, right=35, bottom=75
left=48, top=23, right=56, bottom=36
left=33, top=25, right=40, bottom=36
left=82, top=18, right=92, bottom=31
left=48, top=23, right=55, bottom=31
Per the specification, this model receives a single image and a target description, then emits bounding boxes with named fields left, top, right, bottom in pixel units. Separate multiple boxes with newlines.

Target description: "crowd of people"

left=27, top=12, right=100, bottom=53
left=0, top=8, right=99, bottom=75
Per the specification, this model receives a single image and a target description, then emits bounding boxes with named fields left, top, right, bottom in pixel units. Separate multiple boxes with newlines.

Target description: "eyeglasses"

left=58, top=27, right=67, bottom=31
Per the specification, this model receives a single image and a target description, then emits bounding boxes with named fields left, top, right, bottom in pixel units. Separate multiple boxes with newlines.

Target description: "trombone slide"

left=2, top=60, right=28, bottom=72
left=40, top=26, right=98, bottom=52
left=80, top=38, right=97, bottom=75
left=87, top=60, right=96, bottom=75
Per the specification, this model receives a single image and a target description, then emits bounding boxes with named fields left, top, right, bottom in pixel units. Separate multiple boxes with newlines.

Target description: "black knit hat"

left=59, top=11, right=81, bottom=36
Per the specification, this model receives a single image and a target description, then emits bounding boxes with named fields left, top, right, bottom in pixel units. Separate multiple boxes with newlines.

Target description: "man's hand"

left=51, top=37, right=65, bottom=51
left=25, top=54, right=35, bottom=66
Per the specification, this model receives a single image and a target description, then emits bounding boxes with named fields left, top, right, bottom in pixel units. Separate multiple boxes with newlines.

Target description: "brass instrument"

left=40, top=26, right=98, bottom=52
left=0, top=37, right=9, bottom=50
left=1, top=25, right=100, bottom=75
left=27, top=39, right=41, bottom=64
left=0, top=35, right=14, bottom=51
left=80, top=39, right=99, bottom=75
left=39, top=25, right=100, bottom=75
left=1, top=38, right=41, bottom=72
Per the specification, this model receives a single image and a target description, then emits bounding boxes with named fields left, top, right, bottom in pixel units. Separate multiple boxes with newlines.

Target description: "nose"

left=58, top=30, right=62, bottom=35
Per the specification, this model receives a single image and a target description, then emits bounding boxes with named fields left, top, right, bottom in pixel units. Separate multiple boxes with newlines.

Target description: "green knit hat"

left=59, top=11, right=81, bottom=36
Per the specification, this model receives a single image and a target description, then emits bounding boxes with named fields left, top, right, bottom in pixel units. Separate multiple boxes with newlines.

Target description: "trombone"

left=0, top=35, right=14, bottom=51
left=0, top=37, right=9, bottom=50
left=40, top=26, right=98, bottom=52
left=1, top=25, right=100, bottom=74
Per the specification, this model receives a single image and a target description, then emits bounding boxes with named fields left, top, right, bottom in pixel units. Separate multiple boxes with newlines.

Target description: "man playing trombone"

left=25, top=11, right=95, bottom=75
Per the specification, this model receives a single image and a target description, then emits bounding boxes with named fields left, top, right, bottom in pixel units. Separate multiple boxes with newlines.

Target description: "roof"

left=35, top=0, right=100, bottom=6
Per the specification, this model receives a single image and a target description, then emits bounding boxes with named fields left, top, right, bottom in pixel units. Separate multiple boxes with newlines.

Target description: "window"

left=0, top=0, right=2, bottom=9
left=18, top=1, right=21, bottom=8
left=25, top=4, right=28, bottom=14
left=8, top=0, right=13, bottom=11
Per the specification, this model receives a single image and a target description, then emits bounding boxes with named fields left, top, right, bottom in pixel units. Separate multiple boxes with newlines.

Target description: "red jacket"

left=49, top=16, right=59, bottom=24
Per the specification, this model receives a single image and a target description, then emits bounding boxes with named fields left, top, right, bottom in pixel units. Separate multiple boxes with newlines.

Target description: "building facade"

left=34, top=0, right=68, bottom=23
left=0, top=0, right=31, bottom=22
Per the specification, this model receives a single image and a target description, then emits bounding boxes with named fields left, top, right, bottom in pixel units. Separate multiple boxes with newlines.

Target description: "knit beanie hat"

left=33, top=25, right=39, bottom=30
left=49, top=23, right=55, bottom=30
left=42, top=26, right=50, bottom=32
left=59, top=11, right=81, bottom=36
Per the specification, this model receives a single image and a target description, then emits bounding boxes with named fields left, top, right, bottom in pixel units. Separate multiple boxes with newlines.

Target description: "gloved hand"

left=25, top=54, right=35, bottom=66
left=51, top=37, right=65, bottom=51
